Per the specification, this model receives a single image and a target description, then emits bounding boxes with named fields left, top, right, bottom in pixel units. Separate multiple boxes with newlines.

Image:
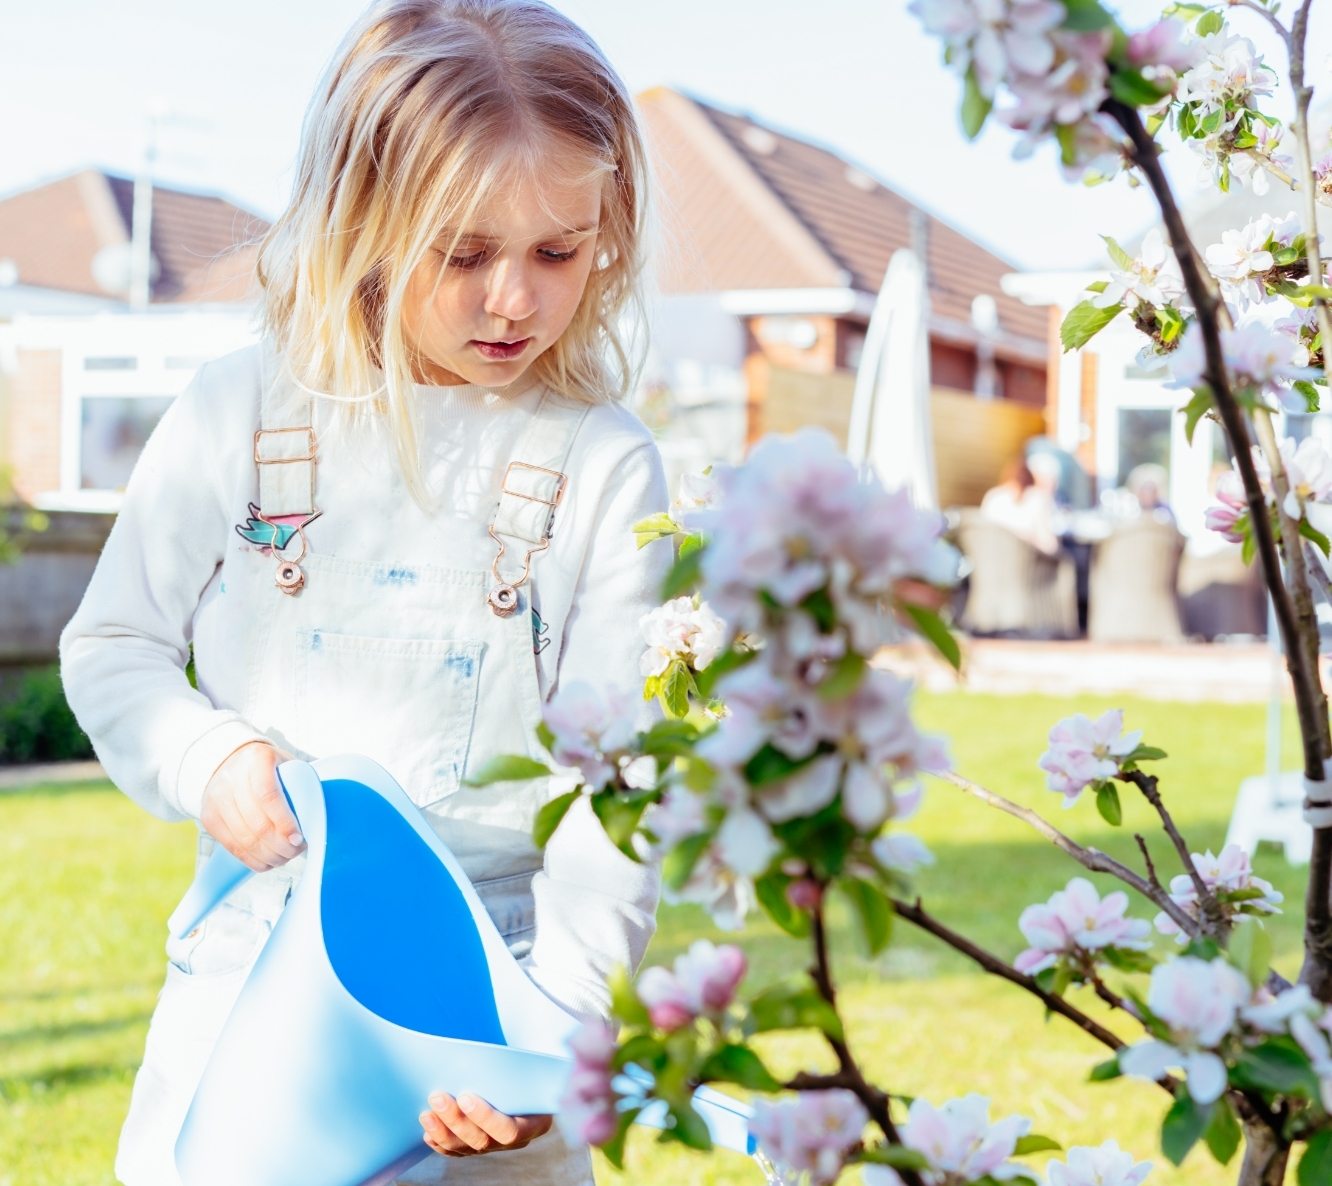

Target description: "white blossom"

left=640, top=595, right=727, bottom=678
left=1014, top=878, right=1151, bottom=976
left=864, top=1094, right=1032, bottom=1185
left=872, top=832, right=936, bottom=875
left=1037, top=709, right=1142, bottom=807
left=543, top=682, right=639, bottom=789
left=1154, top=844, right=1282, bottom=940
left=1094, top=230, right=1187, bottom=312
left=1119, top=957, right=1251, bottom=1102
left=907, top=0, right=1065, bottom=99
left=1046, top=1141, right=1153, bottom=1186
left=750, top=1090, right=869, bottom=1186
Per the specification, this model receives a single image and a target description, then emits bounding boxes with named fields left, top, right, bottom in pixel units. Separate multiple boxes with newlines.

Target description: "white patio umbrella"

left=846, top=247, right=937, bottom=509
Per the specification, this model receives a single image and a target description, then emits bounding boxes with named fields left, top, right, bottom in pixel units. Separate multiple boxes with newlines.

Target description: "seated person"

left=980, top=457, right=1060, bottom=555
left=1126, top=462, right=1175, bottom=524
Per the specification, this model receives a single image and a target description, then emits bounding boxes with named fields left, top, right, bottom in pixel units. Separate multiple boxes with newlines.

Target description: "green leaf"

left=1182, top=936, right=1223, bottom=961
left=799, top=586, right=837, bottom=632
left=1089, top=1057, right=1123, bottom=1081
left=1203, top=1095, right=1240, bottom=1165
left=1085, top=280, right=1110, bottom=293
left=1096, top=782, right=1123, bottom=826
left=661, top=548, right=702, bottom=599
left=1125, top=744, right=1168, bottom=762
left=1061, top=299, right=1122, bottom=351
left=1155, top=304, right=1186, bottom=344
left=615, top=1033, right=667, bottom=1074
left=662, top=659, right=694, bottom=717
left=1195, top=8, right=1224, bottom=34
left=749, top=981, right=844, bottom=1042
left=533, top=789, right=582, bottom=848
left=961, top=66, right=993, bottom=139
left=609, top=964, right=649, bottom=1028
left=698, top=1044, right=782, bottom=1091
left=1200, top=107, right=1225, bottom=135
left=744, top=742, right=820, bottom=787
left=678, top=531, right=707, bottom=559
left=662, top=830, right=713, bottom=893
left=859, top=1145, right=931, bottom=1169
left=818, top=650, right=867, bottom=699
left=1102, top=235, right=1136, bottom=272
left=839, top=877, right=894, bottom=954
left=1059, top=0, right=1117, bottom=30
left=463, top=754, right=552, bottom=786
left=755, top=871, right=812, bottom=937
left=633, top=512, right=681, bottom=549
left=591, top=789, right=651, bottom=860
left=1241, top=527, right=1257, bottom=566
left=1230, top=1037, right=1322, bottom=1098
left=1014, top=1134, right=1063, bottom=1155
left=1182, top=388, right=1213, bottom=445
left=536, top=720, right=556, bottom=753
left=1294, top=380, right=1322, bottom=413
left=599, top=1105, right=641, bottom=1169
left=1110, top=67, right=1168, bottom=107
left=1161, top=1092, right=1213, bottom=1166
left=663, top=1099, right=712, bottom=1151
left=1300, top=516, right=1331, bottom=558
left=639, top=717, right=702, bottom=757
left=1300, top=1132, right=1332, bottom=1186
left=903, top=603, right=962, bottom=670
left=1228, top=920, right=1274, bottom=988
left=1101, top=946, right=1156, bottom=973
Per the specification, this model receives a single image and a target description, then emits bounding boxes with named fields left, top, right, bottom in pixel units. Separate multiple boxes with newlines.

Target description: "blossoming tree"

left=467, top=4, right=1332, bottom=1184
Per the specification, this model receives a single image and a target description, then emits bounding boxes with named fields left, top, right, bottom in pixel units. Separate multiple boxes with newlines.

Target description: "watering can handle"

left=166, top=769, right=299, bottom=940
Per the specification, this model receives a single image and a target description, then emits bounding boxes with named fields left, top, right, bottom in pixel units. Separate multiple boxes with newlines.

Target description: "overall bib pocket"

left=294, top=631, right=484, bottom=809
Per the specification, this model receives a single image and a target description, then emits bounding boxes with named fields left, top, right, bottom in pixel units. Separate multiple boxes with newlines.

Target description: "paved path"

left=876, top=639, right=1322, bottom=703
left=0, top=758, right=106, bottom=789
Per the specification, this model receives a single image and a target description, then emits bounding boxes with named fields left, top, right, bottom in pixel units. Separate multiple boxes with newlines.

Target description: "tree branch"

left=1120, top=769, right=1225, bottom=935
left=942, top=770, right=1199, bottom=935
left=1226, top=0, right=1293, bottom=43
left=1135, top=833, right=1164, bottom=895
left=807, top=900, right=924, bottom=1186
left=888, top=896, right=1138, bottom=1060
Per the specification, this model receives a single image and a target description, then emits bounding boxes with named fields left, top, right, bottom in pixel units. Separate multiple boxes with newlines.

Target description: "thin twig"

left=943, top=770, right=1199, bottom=936
left=1304, top=543, right=1332, bottom=605
left=888, top=896, right=1135, bottom=1058
left=1120, top=770, right=1225, bottom=935
left=1227, top=0, right=1293, bottom=42
left=1134, top=833, right=1164, bottom=895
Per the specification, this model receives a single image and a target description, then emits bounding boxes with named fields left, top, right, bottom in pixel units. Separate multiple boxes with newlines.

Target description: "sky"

left=0, top=0, right=1322, bottom=272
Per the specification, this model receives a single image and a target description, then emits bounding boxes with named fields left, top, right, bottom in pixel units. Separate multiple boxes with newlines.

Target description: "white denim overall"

left=116, top=367, right=595, bottom=1186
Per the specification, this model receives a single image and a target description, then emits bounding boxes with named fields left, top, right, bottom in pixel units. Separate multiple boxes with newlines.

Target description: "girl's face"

left=402, top=165, right=602, bottom=388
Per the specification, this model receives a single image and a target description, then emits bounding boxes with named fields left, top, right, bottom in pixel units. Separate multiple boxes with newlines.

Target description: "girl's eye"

left=538, top=247, right=579, bottom=263
left=447, top=250, right=487, bottom=269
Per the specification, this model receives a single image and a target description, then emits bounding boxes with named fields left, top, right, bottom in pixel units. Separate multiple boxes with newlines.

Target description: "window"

left=80, top=397, right=174, bottom=491
left=1117, top=408, right=1172, bottom=486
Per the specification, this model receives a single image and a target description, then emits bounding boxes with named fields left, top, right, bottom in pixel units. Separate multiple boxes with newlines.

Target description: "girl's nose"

left=483, top=258, right=538, bottom=324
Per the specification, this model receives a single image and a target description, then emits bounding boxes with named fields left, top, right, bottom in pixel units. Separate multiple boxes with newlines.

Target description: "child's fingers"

left=426, top=1093, right=494, bottom=1152
left=456, top=1093, right=521, bottom=1145
left=251, top=765, right=305, bottom=849
left=419, top=1108, right=474, bottom=1157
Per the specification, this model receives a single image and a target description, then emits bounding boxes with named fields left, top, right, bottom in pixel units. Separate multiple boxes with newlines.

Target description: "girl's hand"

left=201, top=742, right=305, bottom=872
left=419, top=1092, right=552, bottom=1157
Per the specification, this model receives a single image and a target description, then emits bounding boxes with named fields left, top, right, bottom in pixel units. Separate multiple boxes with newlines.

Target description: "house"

left=636, top=87, right=1052, bottom=505
left=0, top=171, right=266, bottom=663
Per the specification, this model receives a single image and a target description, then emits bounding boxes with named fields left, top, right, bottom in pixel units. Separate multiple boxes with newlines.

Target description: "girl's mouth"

left=471, top=338, right=532, bottom=361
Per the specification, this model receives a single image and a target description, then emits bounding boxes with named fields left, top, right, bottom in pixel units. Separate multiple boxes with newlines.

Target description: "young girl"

left=60, top=3, right=667, bottom=1183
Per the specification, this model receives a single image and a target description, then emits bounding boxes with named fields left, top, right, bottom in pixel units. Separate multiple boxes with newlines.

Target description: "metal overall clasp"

left=487, top=461, right=566, bottom=616
left=259, top=512, right=311, bottom=596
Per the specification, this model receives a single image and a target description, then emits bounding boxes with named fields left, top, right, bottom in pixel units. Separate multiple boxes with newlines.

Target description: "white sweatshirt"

left=60, top=342, right=669, bottom=1021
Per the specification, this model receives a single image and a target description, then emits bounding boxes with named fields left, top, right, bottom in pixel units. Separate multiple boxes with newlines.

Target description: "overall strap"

left=486, top=393, right=588, bottom=615
left=256, top=348, right=317, bottom=519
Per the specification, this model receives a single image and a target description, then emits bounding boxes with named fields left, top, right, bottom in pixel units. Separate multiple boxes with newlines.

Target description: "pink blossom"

left=864, top=1094, right=1031, bottom=1185
left=1127, top=18, right=1203, bottom=75
left=543, top=682, right=639, bottom=789
left=1037, top=709, right=1142, bottom=806
left=636, top=940, right=747, bottom=1030
left=1001, top=31, right=1111, bottom=132
left=1154, top=844, right=1282, bottom=939
left=872, top=832, right=936, bottom=875
left=1014, top=877, right=1151, bottom=975
left=1046, top=1140, right=1154, bottom=1186
left=1119, top=956, right=1251, bottom=1102
left=1167, top=320, right=1319, bottom=397
left=698, top=655, right=830, bottom=766
left=1204, top=469, right=1247, bottom=542
left=1315, top=152, right=1332, bottom=207
left=558, top=1019, right=620, bottom=1146
left=749, top=1089, right=868, bottom=1186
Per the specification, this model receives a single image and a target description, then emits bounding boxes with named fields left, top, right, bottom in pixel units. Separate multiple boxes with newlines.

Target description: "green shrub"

left=0, top=667, right=94, bottom=764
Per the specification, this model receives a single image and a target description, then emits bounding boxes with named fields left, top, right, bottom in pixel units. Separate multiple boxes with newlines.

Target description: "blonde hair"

left=258, top=0, right=649, bottom=500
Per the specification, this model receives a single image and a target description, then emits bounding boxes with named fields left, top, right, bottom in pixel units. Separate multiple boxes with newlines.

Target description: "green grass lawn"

left=0, top=692, right=1311, bottom=1185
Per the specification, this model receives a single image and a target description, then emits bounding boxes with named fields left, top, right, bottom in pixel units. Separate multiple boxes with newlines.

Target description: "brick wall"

left=10, top=349, right=62, bottom=503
